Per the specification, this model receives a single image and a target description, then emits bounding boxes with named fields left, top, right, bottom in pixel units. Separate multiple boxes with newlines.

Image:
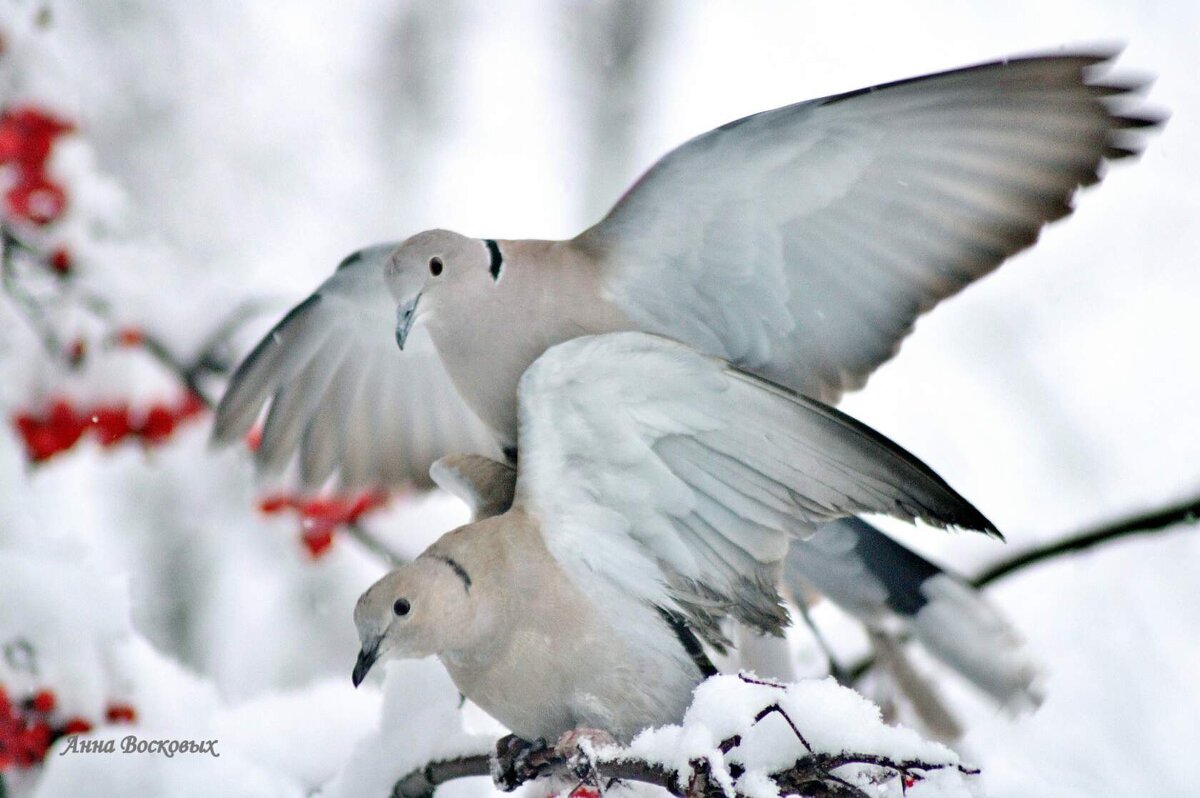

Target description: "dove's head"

left=351, top=549, right=477, bottom=686
left=385, top=229, right=499, bottom=350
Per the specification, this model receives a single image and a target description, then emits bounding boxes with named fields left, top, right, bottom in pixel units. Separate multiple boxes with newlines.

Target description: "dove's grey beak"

left=395, top=294, right=421, bottom=351
left=352, top=640, right=380, bottom=687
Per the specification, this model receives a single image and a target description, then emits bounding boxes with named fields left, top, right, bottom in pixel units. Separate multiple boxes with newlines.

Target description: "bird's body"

left=394, top=512, right=701, bottom=742
left=415, top=236, right=633, bottom=445
left=352, top=333, right=1000, bottom=740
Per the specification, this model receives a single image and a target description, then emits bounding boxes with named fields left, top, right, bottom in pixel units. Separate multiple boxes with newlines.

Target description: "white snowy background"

left=0, top=1, right=1197, bottom=796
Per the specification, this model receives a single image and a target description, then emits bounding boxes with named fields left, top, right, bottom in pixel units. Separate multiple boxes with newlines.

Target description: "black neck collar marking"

left=485, top=239, right=503, bottom=281
left=433, top=555, right=472, bottom=592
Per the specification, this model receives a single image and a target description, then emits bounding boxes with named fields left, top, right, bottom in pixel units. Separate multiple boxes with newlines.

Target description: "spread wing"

left=212, top=244, right=500, bottom=490
left=581, top=51, right=1162, bottom=402
left=512, top=332, right=997, bottom=646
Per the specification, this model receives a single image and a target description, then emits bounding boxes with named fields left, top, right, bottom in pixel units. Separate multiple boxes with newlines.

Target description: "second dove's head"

left=385, top=229, right=497, bottom=350
left=351, top=551, right=476, bottom=686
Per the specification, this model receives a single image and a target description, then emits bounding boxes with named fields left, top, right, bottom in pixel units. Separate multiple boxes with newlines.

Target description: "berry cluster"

left=567, top=787, right=601, bottom=798
left=0, top=684, right=136, bottom=772
left=11, top=391, right=207, bottom=463
left=258, top=490, right=389, bottom=558
left=0, top=105, right=73, bottom=228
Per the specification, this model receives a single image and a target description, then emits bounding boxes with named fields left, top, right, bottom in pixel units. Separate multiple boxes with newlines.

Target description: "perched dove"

left=352, top=332, right=998, bottom=742
left=215, top=50, right=1160, bottom=485
left=426, top=455, right=1043, bottom=726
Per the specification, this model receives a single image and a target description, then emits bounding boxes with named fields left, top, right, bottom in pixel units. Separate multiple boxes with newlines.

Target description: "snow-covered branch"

left=392, top=735, right=977, bottom=798
left=391, top=675, right=979, bottom=798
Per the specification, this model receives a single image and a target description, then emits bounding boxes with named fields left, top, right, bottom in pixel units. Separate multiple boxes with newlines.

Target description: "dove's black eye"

left=393, top=598, right=411, bottom=616
left=429, top=257, right=443, bottom=277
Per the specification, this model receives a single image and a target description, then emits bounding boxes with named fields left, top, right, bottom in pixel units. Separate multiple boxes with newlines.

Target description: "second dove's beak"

left=395, top=294, right=421, bottom=351
left=352, top=640, right=380, bottom=688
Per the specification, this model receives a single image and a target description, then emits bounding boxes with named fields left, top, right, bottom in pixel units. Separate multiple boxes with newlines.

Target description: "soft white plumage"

left=514, top=333, right=995, bottom=643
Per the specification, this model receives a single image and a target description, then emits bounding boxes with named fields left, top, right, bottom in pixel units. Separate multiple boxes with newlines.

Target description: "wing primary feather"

left=212, top=294, right=326, bottom=443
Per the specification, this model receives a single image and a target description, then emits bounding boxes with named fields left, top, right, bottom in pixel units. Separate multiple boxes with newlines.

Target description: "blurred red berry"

left=175, top=391, right=206, bottom=420
left=4, top=171, right=67, bottom=225
left=60, top=717, right=92, bottom=735
left=105, top=704, right=137, bottom=724
left=12, top=398, right=86, bottom=462
left=301, top=521, right=336, bottom=559
left=29, top=690, right=55, bottom=714
left=244, top=425, right=262, bottom=452
left=90, top=404, right=133, bottom=446
left=256, top=491, right=387, bottom=558
left=299, top=496, right=341, bottom=522
left=348, top=491, right=387, bottom=521
left=258, top=493, right=292, bottom=514
left=137, top=404, right=176, bottom=445
left=568, top=787, right=600, bottom=798
left=65, top=337, right=86, bottom=366
left=0, top=106, right=73, bottom=167
left=13, top=412, right=61, bottom=461
left=115, top=326, right=144, bottom=347
left=48, top=247, right=72, bottom=275
left=0, top=122, right=20, bottom=162
left=16, top=720, right=52, bottom=765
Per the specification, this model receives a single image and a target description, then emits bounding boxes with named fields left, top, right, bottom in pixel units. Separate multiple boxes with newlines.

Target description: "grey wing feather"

left=786, top=517, right=941, bottom=620
left=212, top=244, right=500, bottom=490
left=585, top=51, right=1164, bottom=402
left=786, top=517, right=1041, bottom=708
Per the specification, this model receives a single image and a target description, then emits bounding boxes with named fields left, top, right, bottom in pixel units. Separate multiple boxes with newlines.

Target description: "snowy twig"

left=1, top=222, right=269, bottom=407
left=390, top=743, right=972, bottom=798
left=391, top=753, right=492, bottom=798
left=392, top=686, right=972, bottom=798
left=342, top=520, right=408, bottom=567
left=1, top=226, right=64, bottom=359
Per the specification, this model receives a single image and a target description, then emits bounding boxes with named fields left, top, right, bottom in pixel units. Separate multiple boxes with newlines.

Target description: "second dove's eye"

left=393, top=598, right=411, bottom=616
left=429, top=257, right=443, bottom=276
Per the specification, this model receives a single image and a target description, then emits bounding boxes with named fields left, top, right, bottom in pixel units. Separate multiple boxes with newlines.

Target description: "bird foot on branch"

left=556, top=728, right=617, bottom=791
left=490, top=733, right=553, bottom=791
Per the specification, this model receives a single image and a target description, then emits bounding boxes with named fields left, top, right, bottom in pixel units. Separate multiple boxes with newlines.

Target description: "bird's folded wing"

left=429, top=454, right=517, bottom=519
left=580, top=51, right=1162, bottom=403
left=512, top=332, right=997, bottom=646
left=212, top=244, right=499, bottom=490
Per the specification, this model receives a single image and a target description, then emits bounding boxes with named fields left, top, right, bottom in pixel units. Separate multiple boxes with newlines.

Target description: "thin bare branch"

left=972, top=493, right=1200, bottom=587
